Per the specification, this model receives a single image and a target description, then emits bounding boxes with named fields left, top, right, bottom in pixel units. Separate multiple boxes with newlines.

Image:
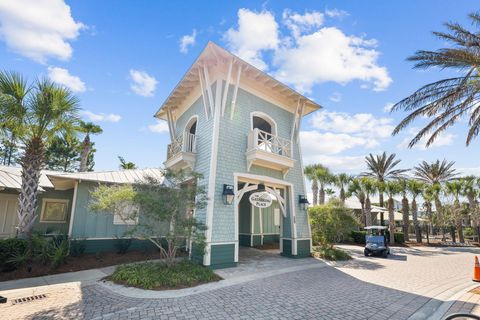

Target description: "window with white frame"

left=113, top=201, right=139, bottom=225
left=40, top=199, right=69, bottom=223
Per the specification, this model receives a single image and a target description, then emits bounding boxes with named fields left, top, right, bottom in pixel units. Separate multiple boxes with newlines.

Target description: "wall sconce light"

left=298, top=195, right=309, bottom=210
left=222, top=184, right=235, bottom=205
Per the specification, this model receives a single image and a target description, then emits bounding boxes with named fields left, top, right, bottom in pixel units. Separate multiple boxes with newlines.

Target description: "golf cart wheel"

left=364, top=249, right=369, bottom=257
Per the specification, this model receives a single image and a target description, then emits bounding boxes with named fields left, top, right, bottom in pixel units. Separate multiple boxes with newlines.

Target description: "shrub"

left=0, top=238, right=28, bottom=271
left=351, top=231, right=367, bottom=244
left=309, top=200, right=358, bottom=247
left=70, top=239, right=86, bottom=257
left=111, top=260, right=221, bottom=290
left=50, top=240, right=69, bottom=269
left=464, top=227, right=475, bottom=237
left=394, top=232, right=404, bottom=244
left=313, top=247, right=352, bottom=261
left=115, top=238, right=132, bottom=254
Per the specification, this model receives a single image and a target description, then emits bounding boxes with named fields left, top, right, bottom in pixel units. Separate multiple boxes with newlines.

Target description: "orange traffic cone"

left=473, top=256, right=480, bottom=282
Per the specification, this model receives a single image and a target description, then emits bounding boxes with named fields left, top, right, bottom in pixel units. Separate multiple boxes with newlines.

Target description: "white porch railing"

left=247, top=128, right=292, bottom=158
left=167, top=132, right=197, bottom=160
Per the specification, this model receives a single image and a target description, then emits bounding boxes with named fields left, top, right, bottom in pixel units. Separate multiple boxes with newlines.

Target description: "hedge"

left=0, top=238, right=28, bottom=272
left=351, top=230, right=404, bottom=244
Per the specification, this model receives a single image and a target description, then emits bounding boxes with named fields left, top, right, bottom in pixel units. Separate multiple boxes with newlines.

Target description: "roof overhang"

left=154, top=42, right=321, bottom=121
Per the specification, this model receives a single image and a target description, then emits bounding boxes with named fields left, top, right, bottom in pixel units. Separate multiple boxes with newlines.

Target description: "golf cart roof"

left=364, top=226, right=388, bottom=230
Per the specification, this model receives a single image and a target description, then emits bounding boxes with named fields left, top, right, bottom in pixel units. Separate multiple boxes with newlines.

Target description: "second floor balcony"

left=164, top=132, right=197, bottom=170
left=246, top=128, right=295, bottom=177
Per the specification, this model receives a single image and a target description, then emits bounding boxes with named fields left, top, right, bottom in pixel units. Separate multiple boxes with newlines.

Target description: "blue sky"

left=0, top=0, right=479, bottom=174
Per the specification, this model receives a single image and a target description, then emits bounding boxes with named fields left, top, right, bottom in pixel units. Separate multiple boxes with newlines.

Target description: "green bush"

left=51, top=240, right=69, bottom=269
left=351, top=231, right=367, bottom=244
left=115, top=238, right=132, bottom=254
left=111, top=260, right=221, bottom=289
left=0, top=238, right=28, bottom=271
left=309, top=200, right=358, bottom=247
left=394, top=232, right=404, bottom=244
left=70, top=239, right=86, bottom=257
left=464, top=227, right=475, bottom=237
left=313, top=247, right=352, bottom=261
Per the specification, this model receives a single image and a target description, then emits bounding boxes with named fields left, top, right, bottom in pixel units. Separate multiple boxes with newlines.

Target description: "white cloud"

left=81, top=110, right=121, bottom=123
left=300, top=130, right=378, bottom=155
left=383, top=102, right=394, bottom=113
left=47, top=67, right=86, bottom=92
left=325, top=9, right=349, bottom=18
left=129, top=69, right=158, bottom=97
left=274, top=27, right=391, bottom=93
left=329, top=92, right=342, bottom=103
left=224, top=8, right=279, bottom=70
left=397, top=128, right=455, bottom=150
left=179, top=29, right=196, bottom=54
left=302, top=153, right=366, bottom=172
left=0, top=0, right=84, bottom=63
left=309, top=110, right=394, bottom=139
left=148, top=120, right=169, bottom=134
left=223, top=8, right=391, bottom=93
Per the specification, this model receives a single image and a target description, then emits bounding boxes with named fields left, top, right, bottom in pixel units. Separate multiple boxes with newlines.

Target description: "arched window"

left=184, top=116, right=198, bottom=153
left=185, top=116, right=198, bottom=135
left=251, top=112, right=277, bottom=136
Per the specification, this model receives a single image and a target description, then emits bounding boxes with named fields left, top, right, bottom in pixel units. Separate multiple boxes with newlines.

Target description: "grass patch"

left=110, top=260, right=222, bottom=290
left=313, top=246, right=352, bottom=261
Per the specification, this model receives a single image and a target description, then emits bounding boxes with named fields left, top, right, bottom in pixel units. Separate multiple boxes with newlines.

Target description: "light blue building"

left=156, top=42, right=321, bottom=268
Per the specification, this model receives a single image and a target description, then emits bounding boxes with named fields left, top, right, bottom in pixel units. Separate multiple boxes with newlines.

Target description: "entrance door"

left=0, top=194, right=18, bottom=238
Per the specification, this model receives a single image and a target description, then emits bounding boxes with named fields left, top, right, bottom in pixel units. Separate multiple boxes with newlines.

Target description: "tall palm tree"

left=335, top=173, right=352, bottom=204
left=78, top=121, right=102, bottom=172
left=391, top=13, right=480, bottom=147
left=461, top=176, right=480, bottom=240
left=408, top=179, right=425, bottom=243
left=362, top=152, right=408, bottom=207
left=118, top=156, right=137, bottom=170
left=0, top=72, right=80, bottom=238
left=413, top=160, right=457, bottom=185
left=398, top=179, right=410, bottom=241
left=348, top=178, right=366, bottom=226
left=445, top=180, right=465, bottom=243
left=422, top=186, right=435, bottom=244
left=385, top=181, right=401, bottom=244
left=314, top=165, right=332, bottom=205
left=360, top=177, right=377, bottom=227
left=304, top=164, right=320, bottom=205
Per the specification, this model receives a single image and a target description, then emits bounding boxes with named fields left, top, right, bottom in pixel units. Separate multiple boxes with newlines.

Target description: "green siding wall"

left=210, top=243, right=236, bottom=269
left=263, top=234, right=279, bottom=244
left=239, top=234, right=251, bottom=246
left=79, top=238, right=158, bottom=254
left=297, top=239, right=311, bottom=258
left=282, top=239, right=292, bottom=256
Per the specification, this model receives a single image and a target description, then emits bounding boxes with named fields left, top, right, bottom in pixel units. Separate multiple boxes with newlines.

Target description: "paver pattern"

left=1, top=246, right=478, bottom=320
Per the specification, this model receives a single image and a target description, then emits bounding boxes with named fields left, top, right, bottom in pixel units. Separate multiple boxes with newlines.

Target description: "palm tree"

left=360, top=177, right=377, bottom=227
left=408, top=179, right=425, bottom=243
left=385, top=181, right=401, bottom=244
left=0, top=72, right=80, bottom=238
left=78, top=121, right=102, bottom=172
left=391, top=13, right=480, bottom=147
left=314, top=165, right=332, bottom=205
left=461, top=176, right=480, bottom=241
left=335, top=173, right=352, bottom=204
left=362, top=152, right=408, bottom=207
left=445, top=180, right=465, bottom=243
left=118, top=156, right=137, bottom=170
left=398, top=179, right=410, bottom=241
left=304, top=164, right=320, bottom=205
left=413, top=160, right=457, bottom=185
left=422, top=186, right=435, bottom=244
left=348, top=178, right=366, bottom=226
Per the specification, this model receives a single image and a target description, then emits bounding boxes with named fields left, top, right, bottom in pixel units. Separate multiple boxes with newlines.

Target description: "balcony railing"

left=167, top=132, right=197, bottom=160
left=247, top=128, right=292, bottom=158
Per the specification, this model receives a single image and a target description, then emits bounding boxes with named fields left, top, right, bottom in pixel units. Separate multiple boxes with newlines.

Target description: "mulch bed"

left=253, top=243, right=280, bottom=250
left=0, top=250, right=160, bottom=282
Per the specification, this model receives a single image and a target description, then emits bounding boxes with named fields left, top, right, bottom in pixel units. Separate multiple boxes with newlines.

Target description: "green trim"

left=210, top=243, right=235, bottom=269
left=239, top=234, right=251, bottom=247
left=252, top=235, right=262, bottom=246
left=262, top=234, right=279, bottom=244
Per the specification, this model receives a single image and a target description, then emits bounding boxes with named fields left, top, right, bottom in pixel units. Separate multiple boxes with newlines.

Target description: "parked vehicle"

left=364, top=226, right=390, bottom=258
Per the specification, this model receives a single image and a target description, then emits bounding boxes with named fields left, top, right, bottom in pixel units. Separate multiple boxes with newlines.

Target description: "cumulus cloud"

left=383, top=102, right=394, bottom=113
left=0, top=0, right=84, bottom=63
left=47, top=67, right=86, bottom=92
left=179, top=29, right=196, bottom=54
left=309, top=110, right=394, bottom=139
left=148, top=120, right=169, bottom=133
left=329, top=92, right=342, bottom=103
left=325, top=8, right=349, bottom=18
left=81, top=110, right=121, bottom=123
left=223, top=8, right=391, bottom=93
left=224, top=9, right=279, bottom=70
left=397, top=128, right=455, bottom=150
left=302, top=152, right=366, bottom=172
left=300, top=130, right=378, bottom=155
left=129, top=69, right=158, bottom=97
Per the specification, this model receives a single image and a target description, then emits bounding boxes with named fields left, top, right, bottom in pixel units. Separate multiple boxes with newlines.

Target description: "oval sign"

left=249, top=192, right=272, bottom=208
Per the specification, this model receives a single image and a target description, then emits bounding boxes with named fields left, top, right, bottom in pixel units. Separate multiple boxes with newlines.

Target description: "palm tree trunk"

left=411, top=199, right=422, bottom=243
left=319, top=184, right=325, bottom=205
left=17, top=137, right=44, bottom=238
left=340, top=188, right=345, bottom=204
left=457, top=219, right=464, bottom=243
left=79, top=135, right=91, bottom=172
left=379, top=192, right=384, bottom=208
left=402, top=196, right=410, bottom=241
left=360, top=201, right=366, bottom=227
left=388, top=198, right=395, bottom=245
left=365, top=197, right=372, bottom=227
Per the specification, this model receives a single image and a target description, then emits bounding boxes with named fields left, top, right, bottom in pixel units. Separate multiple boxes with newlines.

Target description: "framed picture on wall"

left=40, top=199, right=69, bottom=223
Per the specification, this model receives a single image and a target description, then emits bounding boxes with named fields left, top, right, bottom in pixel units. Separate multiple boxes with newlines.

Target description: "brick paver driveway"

left=1, top=245, right=478, bottom=320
